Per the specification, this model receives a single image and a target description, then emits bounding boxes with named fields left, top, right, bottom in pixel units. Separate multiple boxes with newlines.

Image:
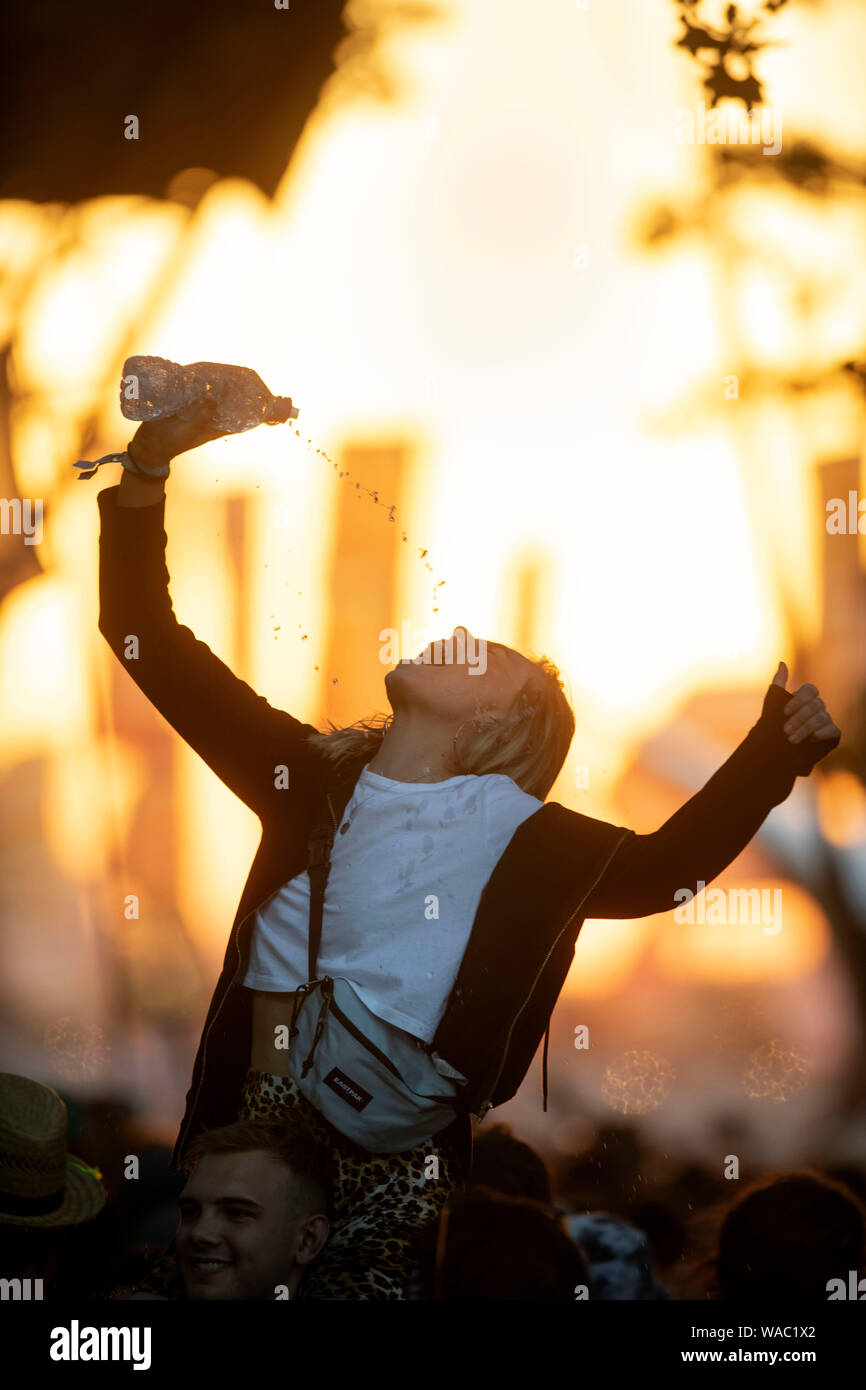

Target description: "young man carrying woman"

left=92, top=404, right=840, bottom=1298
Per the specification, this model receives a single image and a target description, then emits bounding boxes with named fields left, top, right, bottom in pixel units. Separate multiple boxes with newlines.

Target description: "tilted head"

left=309, top=626, right=575, bottom=800
left=176, top=1121, right=333, bottom=1300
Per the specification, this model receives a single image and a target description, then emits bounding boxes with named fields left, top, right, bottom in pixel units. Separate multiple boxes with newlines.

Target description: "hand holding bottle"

left=128, top=399, right=232, bottom=470
left=74, top=355, right=299, bottom=484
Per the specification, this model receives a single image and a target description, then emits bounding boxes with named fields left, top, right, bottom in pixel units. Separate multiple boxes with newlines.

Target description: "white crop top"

left=243, top=766, right=542, bottom=1043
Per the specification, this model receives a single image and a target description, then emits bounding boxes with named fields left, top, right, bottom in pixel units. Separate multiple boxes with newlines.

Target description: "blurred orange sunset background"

left=0, top=0, right=865, bottom=1177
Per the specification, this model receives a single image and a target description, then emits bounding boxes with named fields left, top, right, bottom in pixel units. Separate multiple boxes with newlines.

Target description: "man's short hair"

left=183, top=1120, right=335, bottom=1223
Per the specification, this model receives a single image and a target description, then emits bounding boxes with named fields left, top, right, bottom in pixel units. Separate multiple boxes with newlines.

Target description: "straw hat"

left=0, top=1074, right=107, bottom=1227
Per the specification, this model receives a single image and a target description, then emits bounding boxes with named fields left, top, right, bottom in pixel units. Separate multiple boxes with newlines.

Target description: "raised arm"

left=97, top=409, right=321, bottom=817
left=583, top=669, right=841, bottom=919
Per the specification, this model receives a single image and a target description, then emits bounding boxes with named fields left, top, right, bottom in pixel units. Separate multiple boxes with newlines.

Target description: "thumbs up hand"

left=771, top=661, right=841, bottom=746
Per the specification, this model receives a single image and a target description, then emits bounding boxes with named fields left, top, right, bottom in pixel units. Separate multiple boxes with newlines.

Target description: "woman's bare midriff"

left=248, top=989, right=298, bottom=1075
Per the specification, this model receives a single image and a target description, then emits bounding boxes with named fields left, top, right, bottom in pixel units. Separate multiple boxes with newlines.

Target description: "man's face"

left=176, top=1150, right=328, bottom=1300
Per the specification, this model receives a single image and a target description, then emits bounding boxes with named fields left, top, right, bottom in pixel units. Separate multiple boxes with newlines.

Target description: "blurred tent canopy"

left=0, top=0, right=438, bottom=204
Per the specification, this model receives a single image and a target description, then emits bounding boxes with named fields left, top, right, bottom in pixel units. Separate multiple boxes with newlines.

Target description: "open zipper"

left=476, top=826, right=634, bottom=1118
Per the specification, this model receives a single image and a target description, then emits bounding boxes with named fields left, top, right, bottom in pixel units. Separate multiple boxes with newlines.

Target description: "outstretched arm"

left=583, top=663, right=841, bottom=919
left=97, top=409, right=321, bottom=817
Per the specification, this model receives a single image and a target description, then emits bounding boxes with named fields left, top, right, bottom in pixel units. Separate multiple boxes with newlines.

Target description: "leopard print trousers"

left=133, top=1067, right=458, bottom=1300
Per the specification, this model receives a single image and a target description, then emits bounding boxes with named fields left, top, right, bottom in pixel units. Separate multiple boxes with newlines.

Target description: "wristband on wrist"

left=124, top=444, right=170, bottom=482
left=73, top=441, right=170, bottom=482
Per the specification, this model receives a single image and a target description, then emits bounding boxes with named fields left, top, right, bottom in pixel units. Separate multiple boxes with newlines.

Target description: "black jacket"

left=96, top=483, right=839, bottom=1174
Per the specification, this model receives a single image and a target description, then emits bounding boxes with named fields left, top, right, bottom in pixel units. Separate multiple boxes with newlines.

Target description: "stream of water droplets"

left=290, top=425, right=446, bottom=603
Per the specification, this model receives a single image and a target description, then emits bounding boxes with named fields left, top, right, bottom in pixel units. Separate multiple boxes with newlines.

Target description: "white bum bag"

left=286, top=974, right=466, bottom=1152
left=282, top=821, right=468, bottom=1153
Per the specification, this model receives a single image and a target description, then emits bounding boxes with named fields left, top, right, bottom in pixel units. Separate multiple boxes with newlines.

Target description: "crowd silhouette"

left=3, top=1072, right=863, bottom=1302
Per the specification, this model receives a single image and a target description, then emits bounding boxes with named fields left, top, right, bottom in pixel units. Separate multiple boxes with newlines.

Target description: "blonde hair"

left=305, top=653, right=575, bottom=801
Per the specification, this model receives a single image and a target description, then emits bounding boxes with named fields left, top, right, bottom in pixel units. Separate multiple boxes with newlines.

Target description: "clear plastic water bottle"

left=119, top=355, right=299, bottom=435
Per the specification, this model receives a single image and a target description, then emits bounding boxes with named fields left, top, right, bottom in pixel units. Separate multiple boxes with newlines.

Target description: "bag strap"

left=307, top=797, right=335, bottom=982
left=306, top=766, right=363, bottom=980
